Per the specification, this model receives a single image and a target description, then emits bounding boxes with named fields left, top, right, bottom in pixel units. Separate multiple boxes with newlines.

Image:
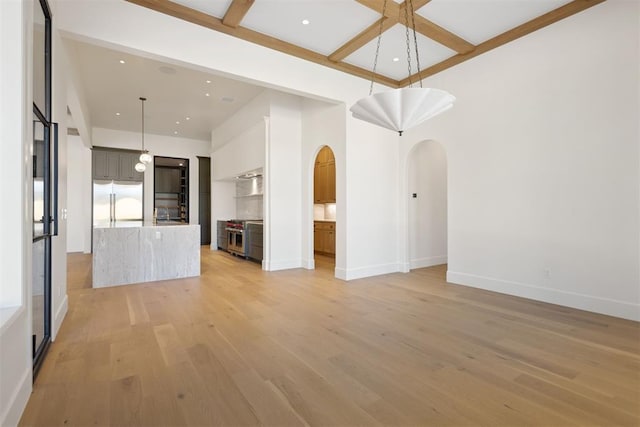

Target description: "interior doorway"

left=312, top=145, right=336, bottom=270
left=407, top=140, right=448, bottom=270
left=197, top=156, right=211, bottom=245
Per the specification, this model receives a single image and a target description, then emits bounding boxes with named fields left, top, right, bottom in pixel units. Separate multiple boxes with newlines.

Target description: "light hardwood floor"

left=20, top=249, right=640, bottom=426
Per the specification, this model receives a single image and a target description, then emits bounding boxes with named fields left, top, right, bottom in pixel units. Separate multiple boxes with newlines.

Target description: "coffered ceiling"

left=126, top=0, right=606, bottom=88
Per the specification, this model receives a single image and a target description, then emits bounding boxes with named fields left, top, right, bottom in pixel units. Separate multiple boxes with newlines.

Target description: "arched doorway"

left=312, top=145, right=336, bottom=270
left=407, top=140, right=448, bottom=270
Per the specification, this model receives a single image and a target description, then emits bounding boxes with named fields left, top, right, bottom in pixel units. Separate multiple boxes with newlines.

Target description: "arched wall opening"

left=311, top=145, right=337, bottom=271
left=407, top=140, right=448, bottom=270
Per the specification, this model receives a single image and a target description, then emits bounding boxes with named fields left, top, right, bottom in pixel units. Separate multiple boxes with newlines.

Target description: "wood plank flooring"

left=20, top=249, right=640, bottom=426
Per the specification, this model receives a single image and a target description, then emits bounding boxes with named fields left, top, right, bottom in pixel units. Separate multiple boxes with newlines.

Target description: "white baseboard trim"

left=341, top=263, right=400, bottom=281
left=0, top=367, right=31, bottom=427
left=52, top=294, right=68, bottom=340
left=263, top=259, right=303, bottom=272
left=302, top=258, right=315, bottom=270
left=410, top=255, right=447, bottom=270
left=447, top=271, right=640, bottom=321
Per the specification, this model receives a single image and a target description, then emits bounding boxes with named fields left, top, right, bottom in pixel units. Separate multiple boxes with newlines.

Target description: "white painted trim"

left=398, top=262, right=410, bottom=273
left=447, top=271, right=640, bottom=322
left=342, top=263, right=400, bottom=281
left=410, top=256, right=447, bottom=270
left=0, top=306, right=24, bottom=336
left=52, top=294, right=68, bottom=340
left=302, top=258, right=315, bottom=270
left=0, top=367, right=31, bottom=427
left=263, top=259, right=303, bottom=272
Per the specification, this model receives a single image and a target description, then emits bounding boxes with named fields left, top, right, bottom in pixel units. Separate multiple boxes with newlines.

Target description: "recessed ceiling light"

left=119, top=60, right=125, bottom=64
left=392, top=57, right=400, bottom=62
left=175, top=121, right=180, bottom=124
left=206, top=80, right=211, bottom=84
left=221, top=96, right=235, bottom=103
left=205, top=93, right=210, bottom=97
left=116, top=112, right=121, bottom=116
left=302, top=19, right=310, bottom=25
left=174, top=131, right=178, bottom=134
left=185, top=117, right=190, bottom=121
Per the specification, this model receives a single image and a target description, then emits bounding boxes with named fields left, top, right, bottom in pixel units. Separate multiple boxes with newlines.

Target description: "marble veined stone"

left=93, top=224, right=200, bottom=288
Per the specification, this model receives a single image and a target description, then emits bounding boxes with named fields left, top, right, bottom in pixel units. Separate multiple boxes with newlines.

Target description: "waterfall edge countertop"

left=92, top=223, right=200, bottom=288
left=93, top=220, right=190, bottom=228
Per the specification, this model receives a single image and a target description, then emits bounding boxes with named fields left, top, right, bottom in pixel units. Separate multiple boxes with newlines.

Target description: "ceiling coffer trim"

left=125, top=0, right=606, bottom=88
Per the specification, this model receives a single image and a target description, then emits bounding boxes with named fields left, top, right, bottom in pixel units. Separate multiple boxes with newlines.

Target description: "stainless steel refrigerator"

left=93, top=180, right=143, bottom=227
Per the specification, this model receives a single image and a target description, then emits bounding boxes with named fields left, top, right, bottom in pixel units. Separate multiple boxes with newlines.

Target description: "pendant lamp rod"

left=140, top=96, right=146, bottom=152
left=135, top=97, right=150, bottom=172
left=369, top=0, right=388, bottom=96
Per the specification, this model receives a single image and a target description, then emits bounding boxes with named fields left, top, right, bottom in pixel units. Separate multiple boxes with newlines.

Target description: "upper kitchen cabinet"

left=92, top=148, right=143, bottom=182
left=314, top=146, right=336, bottom=203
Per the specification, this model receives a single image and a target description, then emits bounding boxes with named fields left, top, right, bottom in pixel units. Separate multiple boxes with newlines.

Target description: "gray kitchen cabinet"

left=217, top=220, right=228, bottom=250
left=118, top=152, right=144, bottom=181
left=93, top=149, right=143, bottom=182
left=93, top=150, right=119, bottom=180
left=246, top=222, right=263, bottom=262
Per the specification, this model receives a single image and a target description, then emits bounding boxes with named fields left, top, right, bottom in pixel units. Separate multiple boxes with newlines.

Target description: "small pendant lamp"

left=135, top=97, right=150, bottom=172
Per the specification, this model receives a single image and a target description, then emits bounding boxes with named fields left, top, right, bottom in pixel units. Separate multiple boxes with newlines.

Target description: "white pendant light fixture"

left=350, top=0, right=455, bottom=135
left=135, top=96, right=150, bottom=172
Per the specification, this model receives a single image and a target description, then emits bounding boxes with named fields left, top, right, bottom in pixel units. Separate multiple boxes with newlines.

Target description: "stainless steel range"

left=225, top=220, right=246, bottom=257
left=225, top=219, right=263, bottom=258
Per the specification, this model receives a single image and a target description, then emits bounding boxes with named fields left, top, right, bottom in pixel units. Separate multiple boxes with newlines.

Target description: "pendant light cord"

left=140, top=97, right=146, bottom=153
left=369, top=0, right=388, bottom=96
left=409, top=0, right=422, bottom=88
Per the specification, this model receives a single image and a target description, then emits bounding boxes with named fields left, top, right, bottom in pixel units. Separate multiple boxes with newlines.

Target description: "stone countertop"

left=94, top=221, right=194, bottom=229
left=92, top=223, right=200, bottom=288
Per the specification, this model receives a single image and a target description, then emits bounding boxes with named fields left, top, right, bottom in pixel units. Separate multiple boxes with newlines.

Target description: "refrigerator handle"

left=110, top=193, right=115, bottom=223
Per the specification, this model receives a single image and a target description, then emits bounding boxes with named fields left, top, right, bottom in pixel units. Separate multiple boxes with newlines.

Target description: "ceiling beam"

left=329, top=17, right=396, bottom=62
left=222, top=0, right=254, bottom=28
left=355, top=0, right=400, bottom=19
left=412, top=15, right=475, bottom=54
left=399, top=0, right=607, bottom=87
left=125, top=0, right=401, bottom=88
left=331, top=0, right=473, bottom=62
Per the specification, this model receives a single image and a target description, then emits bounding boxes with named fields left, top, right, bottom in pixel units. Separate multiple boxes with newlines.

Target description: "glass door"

left=32, top=0, right=55, bottom=376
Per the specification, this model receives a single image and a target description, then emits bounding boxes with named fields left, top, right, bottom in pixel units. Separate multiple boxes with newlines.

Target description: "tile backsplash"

left=236, top=176, right=263, bottom=220
left=314, top=203, right=336, bottom=221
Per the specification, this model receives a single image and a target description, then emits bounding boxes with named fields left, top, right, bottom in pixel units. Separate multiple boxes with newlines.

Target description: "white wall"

left=51, top=21, right=70, bottom=338
left=408, top=141, right=448, bottom=270
left=0, top=0, right=32, bottom=424
left=211, top=121, right=266, bottom=180
left=401, top=1, right=640, bottom=320
left=265, top=92, right=303, bottom=271
left=91, top=127, right=210, bottom=226
left=66, top=134, right=91, bottom=253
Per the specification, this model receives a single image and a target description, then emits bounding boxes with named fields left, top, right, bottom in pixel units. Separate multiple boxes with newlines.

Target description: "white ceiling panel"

left=241, top=0, right=382, bottom=56
left=171, top=0, right=232, bottom=19
left=343, top=24, right=457, bottom=82
left=65, top=38, right=264, bottom=141
left=418, top=0, right=574, bottom=45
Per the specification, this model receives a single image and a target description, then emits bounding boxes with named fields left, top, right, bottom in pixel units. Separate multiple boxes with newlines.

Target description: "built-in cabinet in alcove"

left=314, top=146, right=335, bottom=203
left=313, top=146, right=336, bottom=257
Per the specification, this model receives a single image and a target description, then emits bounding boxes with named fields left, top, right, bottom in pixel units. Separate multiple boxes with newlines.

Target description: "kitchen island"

left=92, top=221, right=200, bottom=288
